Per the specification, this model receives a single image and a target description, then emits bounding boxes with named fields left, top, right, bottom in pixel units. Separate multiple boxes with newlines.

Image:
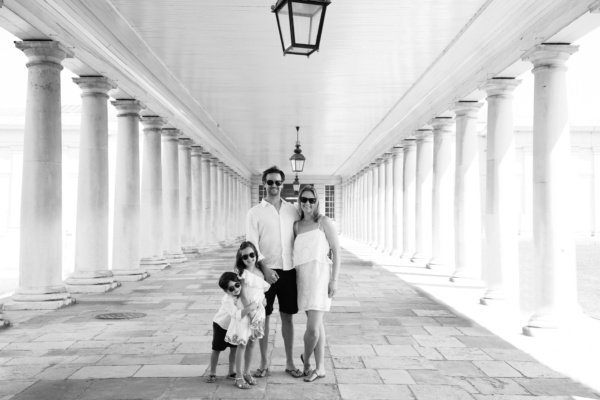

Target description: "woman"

left=293, top=185, right=340, bottom=382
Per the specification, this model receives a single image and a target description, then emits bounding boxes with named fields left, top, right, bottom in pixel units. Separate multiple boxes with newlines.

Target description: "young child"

left=204, top=271, right=258, bottom=384
left=224, top=241, right=271, bottom=389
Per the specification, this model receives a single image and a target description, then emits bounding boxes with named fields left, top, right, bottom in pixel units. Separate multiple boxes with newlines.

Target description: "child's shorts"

left=212, top=322, right=238, bottom=351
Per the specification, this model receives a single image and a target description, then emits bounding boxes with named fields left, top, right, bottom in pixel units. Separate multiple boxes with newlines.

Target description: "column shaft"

left=191, top=146, right=204, bottom=250
left=201, top=152, right=213, bottom=249
left=210, top=159, right=220, bottom=246
left=384, top=155, right=394, bottom=254
left=178, top=138, right=195, bottom=255
left=371, top=162, right=380, bottom=247
left=402, top=140, right=417, bottom=259
left=162, top=129, right=186, bottom=263
left=412, top=129, right=434, bottom=263
left=366, top=167, right=374, bottom=245
left=391, top=146, right=404, bottom=256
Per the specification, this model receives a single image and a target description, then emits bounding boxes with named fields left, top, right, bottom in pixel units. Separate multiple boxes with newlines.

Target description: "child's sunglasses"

left=241, top=252, right=256, bottom=260
left=227, top=282, right=241, bottom=292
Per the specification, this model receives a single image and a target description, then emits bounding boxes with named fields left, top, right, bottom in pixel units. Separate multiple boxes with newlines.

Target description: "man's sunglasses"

left=227, top=282, right=241, bottom=292
left=265, top=180, right=282, bottom=186
left=241, top=252, right=256, bottom=260
left=300, top=197, right=316, bottom=204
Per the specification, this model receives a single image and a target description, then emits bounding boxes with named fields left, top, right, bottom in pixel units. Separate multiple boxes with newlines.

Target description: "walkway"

left=0, top=244, right=598, bottom=400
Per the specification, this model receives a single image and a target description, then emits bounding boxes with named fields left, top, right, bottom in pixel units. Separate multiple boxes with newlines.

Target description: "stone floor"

left=0, top=244, right=599, bottom=400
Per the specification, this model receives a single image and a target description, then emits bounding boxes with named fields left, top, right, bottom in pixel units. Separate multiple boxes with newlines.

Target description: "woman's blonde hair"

left=297, top=185, right=322, bottom=223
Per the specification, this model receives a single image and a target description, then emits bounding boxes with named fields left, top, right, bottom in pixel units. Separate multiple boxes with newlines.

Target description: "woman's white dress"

left=224, top=269, right=270, bottom=345
left=293, top=222, right=332, bottom=312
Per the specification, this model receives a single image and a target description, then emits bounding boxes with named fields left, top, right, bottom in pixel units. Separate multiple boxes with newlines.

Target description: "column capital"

left=73, top=76, right=115, bottom=97
left=210, top=157, right=220, bottom=166
left=523, top=44, right=579, bottom=71
left=480, top=78, right=521, bottom=97
left=15, top=41, right=71, bottom=68
left=217, top=161, right=226, bottom=169
left=414, top=128, right=433, bottom=141
left=191, top=145, right=204, bottom=156
left=375, top=157, right=385, bottom=166
left=391, top=145, right=404, bottom=156
left=382, top=153, right=393, bottom=163
left=430, top=117, right=454, bottom=132
left=451, top=101, right=483, bottom=119
left=161, top=128, right=180, bottom=141
left=111, top=99, right=143, bottom=117
left=201, top=151, right=212, bottom=161
left=178, top=137, right=193, bottom=148
left=403, top=138, right=417, bottom=149
left=140, top=116, right=165, bottom=130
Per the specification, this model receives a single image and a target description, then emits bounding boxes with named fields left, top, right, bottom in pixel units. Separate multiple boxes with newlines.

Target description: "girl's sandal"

left=234, top=377, right=250, bottom=389
left=204, top=374, right=217, bottom=383
left=243, top=373, right=258, bottom=385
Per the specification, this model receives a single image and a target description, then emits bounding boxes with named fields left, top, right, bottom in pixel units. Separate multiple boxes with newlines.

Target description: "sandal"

left=304, top=370, right=326, bottom=382
left=243, top=373, right=258, bottom=385
left=204, top=374, right=217, bottom=383
left=227, top=372, right=236, bottom=380
left=234, top=377, right=250, bottom=389
left=285, top=368, right=303, bottom=378
left=253, top=367, right=270, bottom=378
left=300, top=354, right=313, bottom=376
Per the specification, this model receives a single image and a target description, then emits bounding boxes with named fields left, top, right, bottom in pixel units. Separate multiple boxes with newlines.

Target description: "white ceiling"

left=0, top=0, right=599, bottom=178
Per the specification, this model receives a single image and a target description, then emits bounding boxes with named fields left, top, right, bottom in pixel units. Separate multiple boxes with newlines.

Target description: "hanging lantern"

left=289, top=126, right=306, bottom=172
left=293, top=174, right=301, bottom=194
left=272, top=0, right=331, bottom=57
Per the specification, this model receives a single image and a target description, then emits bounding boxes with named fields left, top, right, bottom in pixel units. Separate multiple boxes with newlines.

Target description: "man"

left=246, top=165, right=303, bottom=378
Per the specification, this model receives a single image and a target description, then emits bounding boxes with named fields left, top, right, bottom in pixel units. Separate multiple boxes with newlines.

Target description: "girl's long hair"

left=234, top=241, right=259, bottom=275
left=298, top=185, right=322, bottom=223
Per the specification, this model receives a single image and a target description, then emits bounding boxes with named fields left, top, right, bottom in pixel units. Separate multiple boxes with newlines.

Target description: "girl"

left=224, top=241, right=270, bottom=389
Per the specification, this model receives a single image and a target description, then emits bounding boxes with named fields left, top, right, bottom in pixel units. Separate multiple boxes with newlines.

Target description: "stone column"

left=110, top=100, right=147, bottom=281
left=359, top=170, right=367, bottom=242
left=593, top=147, right=600, bottom=237
left=210, top=158, right=220, bottom=247
left=401, top=139, right=417, bottom=259
left=377, top=158, right=387, bottom=251
left=523, top=44, right=580, bottom=334
left=223, top=167, right=231, bottom=243
left=201, top=151, right=213, bottom=249
left=191, top=145, right=204, bottom=251
left=479, top=78, right=521, bottom=305
left=451, top=102, right=483, bottom=282
left=3, top=42, right=74, bottom=310
left=371, top=160, right=380, bottom=248
left=140, top=116, right=169, bottom=270
left=366, top=165, right=374, bottom=245
left=217, top=162, right=226, bottom=244
left=391, top=145, right=404, bottom=256
left=427, top=117, right=455, bottom=269
left=384, top=153, right=394, bottom=254
left=412, top=128, right=434, bottom=263
left=178, top=138, right=195, bottom=256
left=161, top=129, right=186, bottom=264
left=66, top=76, right=119, bottom=293
left=350, top=176, right=357, bottom=240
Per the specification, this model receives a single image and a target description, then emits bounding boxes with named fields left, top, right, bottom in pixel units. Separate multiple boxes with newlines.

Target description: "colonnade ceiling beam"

left=0, top=0, right=254, bottom=178
left=335, top=0, right=600, bottom=179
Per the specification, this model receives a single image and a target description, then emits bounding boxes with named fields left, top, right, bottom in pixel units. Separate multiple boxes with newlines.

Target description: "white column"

left=391, top=145, right=404, bottom=257
left=377, top=158, right=387, bottom=251
left=479, top=78, right=521, bottom=305
left=593, top=147, right=600, bottom=237
left=351, top=176, right=357, bottom=240
left=161, top=128, right=186, bottom=264
left=4, top=41, right=74, bottom=310
left=364, top=166, right=373, bottom=245
left=140, top=116, right=169, bottom=270
left=191, top=145, right=204, bottom=251
left=66, top=76, right=118, bottom=293
left=384, top=153, right=394, bottom=254
left=210, top=158, right=220, bottom=247
left=401, top=139, right=417, bottom=259
left=178, top=138, right=195, bottom=255
left=201, top=151, right=213, bottom=248
left=523, top=44, right=580, bottom=334
left=359, top=170, right=367, bottom=242
left=110, top=100, right=147, bottom=281
left=228, top=169, right=236, bottom=241
left=427, top=117, right=455, bottom=269
left=450, top=102, right=483, bottom=282
left=217, top=162, right=226, bottom=244
left=371, top=160, right=380, bottom=248
left=412, top=128, right=434, bottom=263
left=223, top=167, right=231, bottom=243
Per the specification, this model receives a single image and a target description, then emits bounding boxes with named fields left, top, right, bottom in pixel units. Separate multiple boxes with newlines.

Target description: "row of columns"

left=343, top=44, right=581, bottom=334
left=2, top=40, right=251, bottom=311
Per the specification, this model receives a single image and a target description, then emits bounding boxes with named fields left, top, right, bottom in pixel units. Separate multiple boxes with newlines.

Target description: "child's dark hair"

left=234, top=241, right=259, bottom=275
left=219, top=271, right=240, bottom=291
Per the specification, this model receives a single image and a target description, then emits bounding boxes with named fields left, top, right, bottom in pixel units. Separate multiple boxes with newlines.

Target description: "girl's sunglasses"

left=241, top=252, right=256, bottom=260
left=300, top=197, right=316, bottom=204
left=227, top=282, right=241, bottom=292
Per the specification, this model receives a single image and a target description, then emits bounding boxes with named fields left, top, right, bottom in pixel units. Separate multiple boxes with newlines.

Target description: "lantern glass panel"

left=275, top=3, right=292, bottom=51
left=290, top=2, right=323, bottom=46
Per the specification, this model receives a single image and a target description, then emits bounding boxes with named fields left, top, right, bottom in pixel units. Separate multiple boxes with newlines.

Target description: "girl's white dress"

left=293, top=219, right=332, bottom=312
left=224, top=269, right=270, bottom=345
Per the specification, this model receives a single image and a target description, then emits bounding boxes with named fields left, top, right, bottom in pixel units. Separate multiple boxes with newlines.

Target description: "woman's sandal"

left=304, top=370, right=326, bottom=382
left=243, top=373, right=258, bottom=385
left=234, top=377, right=250, bottom=389
left=204, top=374, right=217, bottom=383
left=300, top=354, right=313, bottom=376
left=253, top=367, right=270, bottom=378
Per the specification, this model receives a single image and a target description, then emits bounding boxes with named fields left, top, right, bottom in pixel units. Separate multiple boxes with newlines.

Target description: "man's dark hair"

left=218, top=271, right=240, bottom=291
left=261, top=165, right=285, bottom=183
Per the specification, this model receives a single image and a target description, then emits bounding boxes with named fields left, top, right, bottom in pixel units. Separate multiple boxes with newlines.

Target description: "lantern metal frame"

left=293, top=174, right=301, bottom=194
left=289, top=126, right=306, bottom=173
left=272, top=0, right=331, bottom=57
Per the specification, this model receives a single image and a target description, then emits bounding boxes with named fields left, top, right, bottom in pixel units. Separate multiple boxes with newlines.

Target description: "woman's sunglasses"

left=227, top=282, right=241, bottom=292
left=265, top=180, right=282, bottom=186
left=241, top=252, right=256, bottom=260
left=300, top=197, right=316, bottom=204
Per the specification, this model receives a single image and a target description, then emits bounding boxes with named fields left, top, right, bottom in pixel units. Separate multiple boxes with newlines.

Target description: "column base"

left=112, top=269, right=149, bottom=282
left=382, top=246, right=393, bottom=255
left=449, top=269, right=481, bottom=283
left=165, top=252, right=187, bottom=264
left=479, top=289, right=506, bottom=305
left=390, top=249, right=403, bottom=258
left=400, top=251, right=414, bottom=260
left=140, top=256, right=170, bottom=270
left=426, top=257, right=446, bottom=269
left=3, top=286, right=74, bottom=311
left=65, top=270, right=120, bottom=294
left=522, top=310, right=583, bottom=336
left=410, top=252, right=430, bottom=263
left=182, top=246, right=198, bottom=257
left=0, top=317, right=9, bottom=329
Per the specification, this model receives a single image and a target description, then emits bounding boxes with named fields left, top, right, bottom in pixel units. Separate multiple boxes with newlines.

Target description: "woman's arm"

left=321, top=216, right=340, bottom=298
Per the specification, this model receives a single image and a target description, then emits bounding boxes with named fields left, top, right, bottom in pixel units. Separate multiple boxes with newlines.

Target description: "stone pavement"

left=0, top=244, right=599, bottom=400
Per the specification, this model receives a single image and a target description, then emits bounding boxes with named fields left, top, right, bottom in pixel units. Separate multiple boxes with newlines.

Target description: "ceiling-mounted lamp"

left=272, top=0, right=331, bottom=57
left=293, top=174, right=301, bottom=194
left=289, top=126, right=306, bottom=173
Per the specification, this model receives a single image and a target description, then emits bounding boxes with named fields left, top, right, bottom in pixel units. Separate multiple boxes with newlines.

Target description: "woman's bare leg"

left=303, top=310, right=324, bottom=371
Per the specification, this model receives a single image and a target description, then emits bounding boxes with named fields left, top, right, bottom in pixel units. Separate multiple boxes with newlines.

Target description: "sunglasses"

left=227, top=282, right=241, bottom=292
left=300, top=197, right=316, bottom=204
left=241, top=252, right=256, bottom=260
left=265, top=180, right=282, bottom=186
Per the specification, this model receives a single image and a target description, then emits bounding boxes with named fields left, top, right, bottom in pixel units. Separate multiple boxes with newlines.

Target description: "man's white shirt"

left=246, top=198, right=300, bottom=271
